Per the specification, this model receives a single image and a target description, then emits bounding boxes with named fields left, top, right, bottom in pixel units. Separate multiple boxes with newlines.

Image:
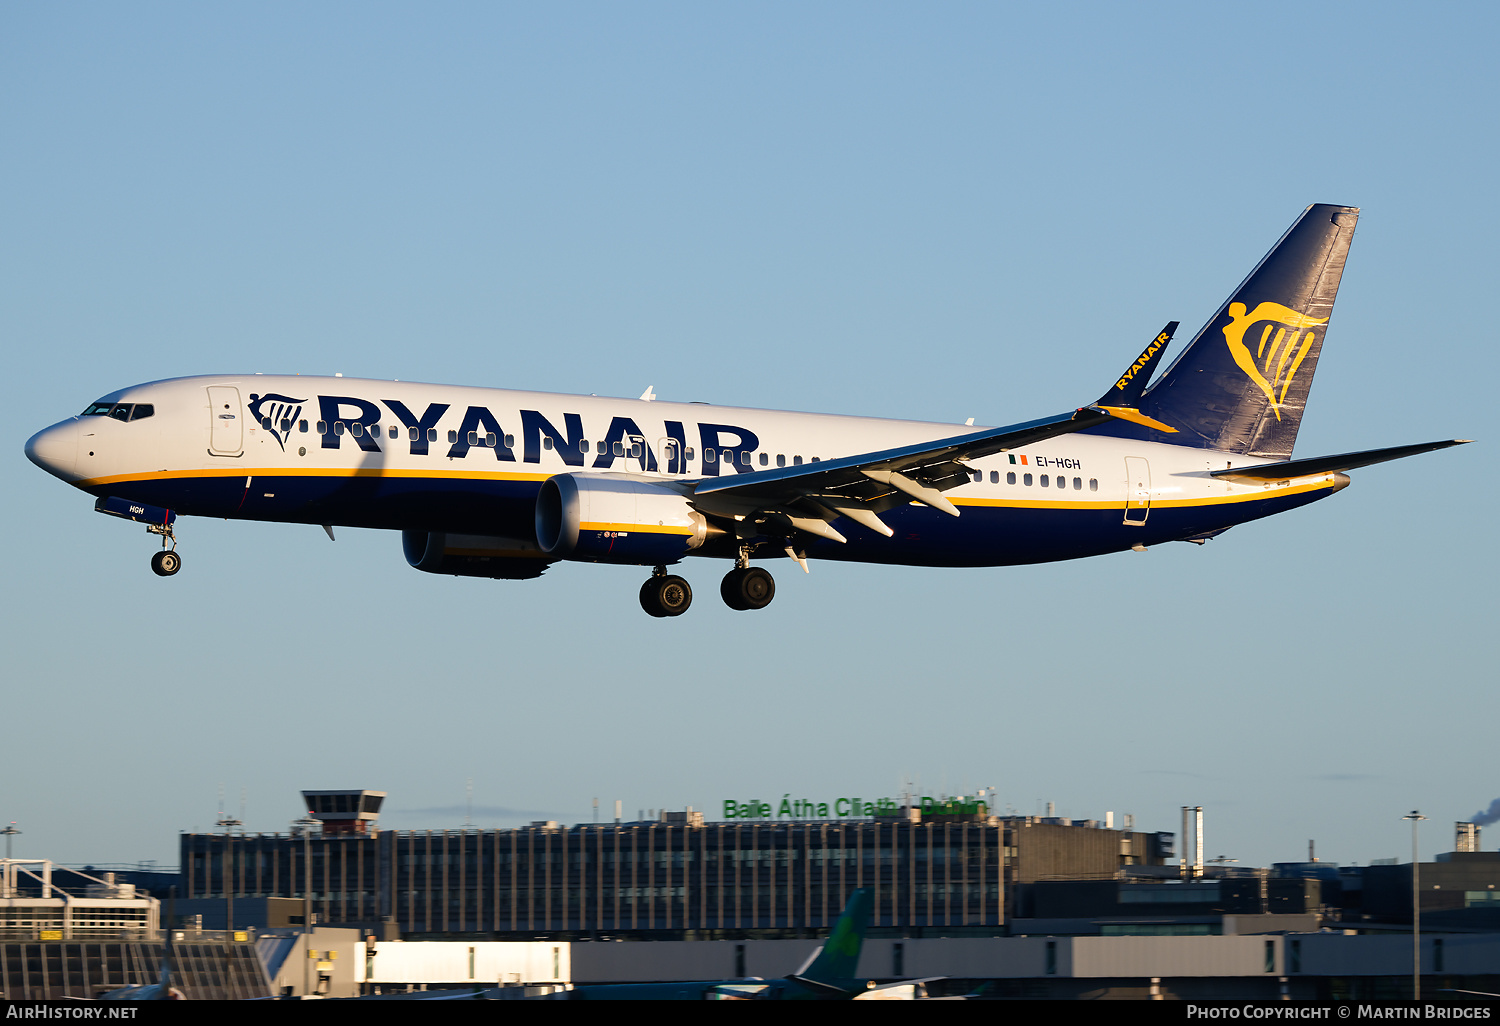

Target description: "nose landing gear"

left=147, top=519, right=180, bottom=577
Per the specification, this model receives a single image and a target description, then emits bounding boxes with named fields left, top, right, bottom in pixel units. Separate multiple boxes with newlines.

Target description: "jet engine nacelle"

left=535, top=474, right=715, bottom=564
left=402, top=530, right=551, bottom=580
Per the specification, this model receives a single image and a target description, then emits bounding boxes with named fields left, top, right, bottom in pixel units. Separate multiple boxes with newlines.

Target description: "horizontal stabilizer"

left=1210, top=439, right=1470, bottom=482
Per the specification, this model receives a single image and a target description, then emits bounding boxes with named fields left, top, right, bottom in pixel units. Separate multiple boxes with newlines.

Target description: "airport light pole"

left=1402, top=810, right=1426, bottom=1000
left=295, top=814, right=318, bottom=997
left=217, top=813, right=241, bottom=934
left=1, top=823, right=18, bottom=859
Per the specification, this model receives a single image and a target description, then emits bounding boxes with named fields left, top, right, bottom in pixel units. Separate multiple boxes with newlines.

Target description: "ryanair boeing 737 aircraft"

left=25, top=205, right=1467, bottom=616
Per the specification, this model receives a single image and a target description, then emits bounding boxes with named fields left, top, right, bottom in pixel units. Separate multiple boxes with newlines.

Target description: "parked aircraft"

left=552, top=887, right=914, bottom=1000
left=25, top=204, right=1466, bottom=615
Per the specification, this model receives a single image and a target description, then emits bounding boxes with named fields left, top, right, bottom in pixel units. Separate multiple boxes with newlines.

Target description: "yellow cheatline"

left=952, top=477, right=1338, bottom=511
left=578, top=522, right=694, bottom=535
left=79, top=467, right=556, bottom=488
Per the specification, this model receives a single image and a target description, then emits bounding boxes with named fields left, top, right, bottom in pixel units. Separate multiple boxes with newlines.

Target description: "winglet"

left=1095, top=322, right=1177, bottom=408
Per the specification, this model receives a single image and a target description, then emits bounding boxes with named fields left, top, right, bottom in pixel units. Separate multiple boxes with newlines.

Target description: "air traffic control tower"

left=301, top=790, right=386, bottom=835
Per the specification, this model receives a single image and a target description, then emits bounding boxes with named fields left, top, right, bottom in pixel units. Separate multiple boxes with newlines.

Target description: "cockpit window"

left=80, top=402, right=154, bottom=422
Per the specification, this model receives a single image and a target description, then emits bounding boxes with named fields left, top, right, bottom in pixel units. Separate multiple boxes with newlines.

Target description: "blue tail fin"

left=1090, top=204, right=1358, bottom=458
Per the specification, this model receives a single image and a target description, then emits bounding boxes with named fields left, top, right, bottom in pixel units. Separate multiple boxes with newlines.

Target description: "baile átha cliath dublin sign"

left=721, top=795, right=990, bottom=820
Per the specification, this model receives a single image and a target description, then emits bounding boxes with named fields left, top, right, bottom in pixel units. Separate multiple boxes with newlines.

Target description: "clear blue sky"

left=2, top=2, right=1494, bottom=871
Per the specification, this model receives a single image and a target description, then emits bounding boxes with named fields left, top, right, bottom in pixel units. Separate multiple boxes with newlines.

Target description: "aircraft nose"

left=25, top=419, right=81, bottom=481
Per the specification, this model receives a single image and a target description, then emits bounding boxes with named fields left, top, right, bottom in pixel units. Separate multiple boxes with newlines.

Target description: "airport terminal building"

left=179, top=792, right=1172, bottom=938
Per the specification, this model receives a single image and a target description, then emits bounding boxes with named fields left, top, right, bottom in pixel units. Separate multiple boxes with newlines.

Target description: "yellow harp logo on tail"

left=1222, top=301, right=1328, bottom=420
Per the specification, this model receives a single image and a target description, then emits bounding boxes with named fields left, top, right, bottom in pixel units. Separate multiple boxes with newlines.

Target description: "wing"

left=687, top=333, right=1182, bottom=546
left=689, top=408, right=1158, bottom=544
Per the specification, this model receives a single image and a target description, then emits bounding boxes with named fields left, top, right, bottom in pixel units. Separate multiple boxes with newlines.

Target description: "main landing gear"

left=640, top=567, right=692, bottom=617
left=720, top=566, right=775, bottom=610
left=637, top=547, right=780, bottom=617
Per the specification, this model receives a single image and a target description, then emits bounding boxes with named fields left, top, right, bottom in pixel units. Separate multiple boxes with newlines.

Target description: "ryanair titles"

left=293, top=393, right=764, bottom=476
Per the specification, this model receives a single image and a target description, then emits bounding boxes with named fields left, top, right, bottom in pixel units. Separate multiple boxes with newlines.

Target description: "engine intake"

left=536, top=474, right=714, bottom=564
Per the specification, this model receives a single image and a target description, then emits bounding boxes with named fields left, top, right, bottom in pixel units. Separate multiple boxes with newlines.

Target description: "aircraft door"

left=658, top=437, right=679, bottom=475
left=207, top=386, right=244, bottom=456
left=626, top=433, right=650, bottom=474
left=1123, top=457, right=1150, bottom=524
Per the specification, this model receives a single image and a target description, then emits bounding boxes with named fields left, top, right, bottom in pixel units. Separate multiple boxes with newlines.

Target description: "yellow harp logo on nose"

left=1222, top=301, right=1328, bottom=420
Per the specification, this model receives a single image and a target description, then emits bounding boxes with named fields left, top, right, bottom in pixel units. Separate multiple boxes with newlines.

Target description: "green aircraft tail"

left=791, top=888, right=873, bottom=992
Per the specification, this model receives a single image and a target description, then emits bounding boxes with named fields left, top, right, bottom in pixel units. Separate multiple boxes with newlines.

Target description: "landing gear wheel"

left=720, top=566, right=775, bottom=610
left=639, top=575, right=692, bottom=617
left=151, top=550, right=181, bottom=577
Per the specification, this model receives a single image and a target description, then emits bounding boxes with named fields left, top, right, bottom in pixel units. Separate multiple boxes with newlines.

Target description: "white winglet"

left=639, top=385, right=656, bottom=401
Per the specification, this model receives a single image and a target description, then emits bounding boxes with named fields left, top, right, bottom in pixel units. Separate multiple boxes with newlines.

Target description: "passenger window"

left=793, top=455, right=802, bottom=465
left=596, top=441, right=606, bottom=453
left=1007, top=472, right=1017, bottom=485
left=1039, top=474, right=1049, bottom=487
left=759, top=452, right=769, bottom=466
left=811, top=456, right=820, bottom=462
left=334, top=422, right=345, bottom=436
left=543, top=437, right=553, bottom=450
left=409, top=427, right=419, bottom=441
left=631, top=442, right=642, bottom=458
left=389, top=426, right=397, bottom=439
left=1024, top=473, right=1033, bottom=486
left=467, top=431, right=478, bottom=445
left=261, top=417, right=273, bottom=430
left=705, top=448, right=716, bottom=464
left=777, top=454, right=786, bottom=467
left=613, top=441, right=624, bottom=456
left=280, top=419, right=292, bottom=433
left=351, top=422, right=364, bottom=437
left=1056, top=476, right=1066, bottom=489
left=427, top=428, right=437, bottom=442
left=448, top=430, right=457, bottom=443
left=299, top=420, right=308, bottom=433
left=505, top=434, right=514, bottom=448
left=740, top=451, right=751, bottom=465
left=1073, top=477, right=1082, bottom=490
left=990, top=471, right=999, bottom=484
left=485, top=432, right=497, bottom=447
left=971, top=470, right=981, bottom=483
left=131, top=405, right=155, bottom=421
left=317, top=421, right=329, bottom=434
left=685, top=447, right=695, bottom=461
left=1089, top=479, right=1098, bottom=491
